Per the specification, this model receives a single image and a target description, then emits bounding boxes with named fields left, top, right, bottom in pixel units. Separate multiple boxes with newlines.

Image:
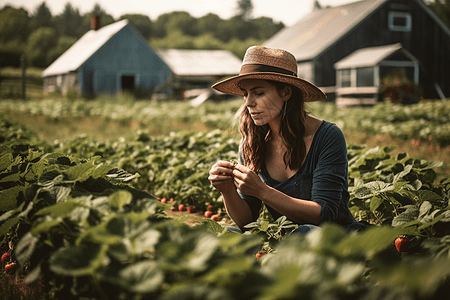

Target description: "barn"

left=42, top=17, right=171, bottom=97
left=155, top=49, right=242, bottom=100
left=264, top=0, right=450, bottom=106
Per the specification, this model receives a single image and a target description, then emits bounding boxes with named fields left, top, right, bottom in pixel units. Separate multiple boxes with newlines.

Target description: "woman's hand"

left=208, top=160, right=236, bottom=194
left=232, top=164, right=267, bottom=198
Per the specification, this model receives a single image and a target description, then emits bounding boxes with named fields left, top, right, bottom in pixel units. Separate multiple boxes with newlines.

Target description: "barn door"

left=121, top=75, right=135, bottom=92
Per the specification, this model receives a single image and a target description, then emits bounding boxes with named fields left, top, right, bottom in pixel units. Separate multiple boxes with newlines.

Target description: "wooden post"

left=21, top=54, right=26, bottom=100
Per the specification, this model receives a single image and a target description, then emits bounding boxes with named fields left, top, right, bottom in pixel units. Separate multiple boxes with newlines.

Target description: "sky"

left=1, top=0, right=356, bottom=26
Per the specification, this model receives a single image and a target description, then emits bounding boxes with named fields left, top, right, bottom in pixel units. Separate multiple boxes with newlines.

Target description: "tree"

left=26, top=27, right=58, bottom=67
left=0, top=6, right=31, bottom=43
left=47, top=35, right=77, bottom=65
left=119, top=14, right=152, bottom=40
left=53, top=2, right=83, bottom=37
left=81, top=3, right=115, bottom=33
left=0, top=6, right=31, bottom=66
left=31, top=2, right=54, bottom=28
left=236, top=0, right=253, bottom=20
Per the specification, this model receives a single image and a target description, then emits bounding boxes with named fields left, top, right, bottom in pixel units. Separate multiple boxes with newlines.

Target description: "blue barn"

left=42, top=17, right=171, bottom=97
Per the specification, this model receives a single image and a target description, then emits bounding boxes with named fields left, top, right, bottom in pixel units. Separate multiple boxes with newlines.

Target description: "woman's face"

left=239, top=79, right=290, bottom=127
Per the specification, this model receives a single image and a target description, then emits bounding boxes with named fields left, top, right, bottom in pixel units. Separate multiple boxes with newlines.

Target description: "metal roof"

left=155, top=49, right=242, bottom=77
left=42, top=19, right=129, bottom=77
left=334, top=43, right=419, bottom=68
left=264, top=0, right=388, bottom=61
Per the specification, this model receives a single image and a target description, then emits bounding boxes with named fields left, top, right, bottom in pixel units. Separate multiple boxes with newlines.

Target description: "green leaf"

left=36, top=201, right=85, bottom=218
left=50, top=244, right=109, bottom=276
left=31, top=219, right=62, bottom=235
left=334, top=226, right=401, bottom=257
left=109, top=190, right=133, bottom=210
left=15, top=231, right=40, bottom=266
left=0, top=153, right=13, bottom=172
left=392, top=206, right=419, bottom=227
left=187, top=234, right=220, bottom=272
left=419, top=201, right=433, bottom=219
left=0, top=186, right=24, bottom=210
left=118, top=261, right=164, bottom=294
left=370, top=196, right=384, bottom=212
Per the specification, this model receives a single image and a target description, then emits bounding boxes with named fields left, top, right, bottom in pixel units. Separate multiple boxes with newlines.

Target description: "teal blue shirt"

left=238, top=120, right=365, bottom=231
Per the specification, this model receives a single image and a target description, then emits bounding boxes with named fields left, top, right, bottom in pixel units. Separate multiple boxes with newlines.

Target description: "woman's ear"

left=281, top=85, right=292, bottom=101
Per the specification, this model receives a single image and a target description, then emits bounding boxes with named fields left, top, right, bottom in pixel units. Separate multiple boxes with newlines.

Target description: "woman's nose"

left=244, top=95, right=255, bottom=107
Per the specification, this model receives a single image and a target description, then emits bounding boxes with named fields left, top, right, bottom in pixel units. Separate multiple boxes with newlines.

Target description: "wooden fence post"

left=21, top=54, right=26, bottom=100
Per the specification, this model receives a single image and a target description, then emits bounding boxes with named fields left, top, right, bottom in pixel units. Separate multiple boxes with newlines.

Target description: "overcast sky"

left=1, top=0, right=356, bottom=26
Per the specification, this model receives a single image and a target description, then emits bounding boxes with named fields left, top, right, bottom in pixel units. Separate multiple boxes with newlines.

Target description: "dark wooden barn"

left=264, top=0, right=450, bottom=104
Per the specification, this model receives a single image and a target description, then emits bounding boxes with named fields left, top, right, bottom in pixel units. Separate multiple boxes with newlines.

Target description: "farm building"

left=263, top=0, right=450, bottom=106
left=42, top=17, right=171, bottom=97
left=155, top=49, right=242, bottom=100
left=42, top=16, right=242, bottom=99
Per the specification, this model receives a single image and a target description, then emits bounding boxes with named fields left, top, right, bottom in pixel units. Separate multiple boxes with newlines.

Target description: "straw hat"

left=212, top=46, right=326, bottom=102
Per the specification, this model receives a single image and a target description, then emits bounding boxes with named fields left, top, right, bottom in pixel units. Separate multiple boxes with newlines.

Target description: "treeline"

left=0, top=1, right=284, bottom=69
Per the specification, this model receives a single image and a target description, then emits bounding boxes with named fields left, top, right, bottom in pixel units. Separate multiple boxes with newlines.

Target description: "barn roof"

left=334, top=43, right=419, bottom=69
left=42, top=19, right=129, bottom=77
left=264, top=0, right=450, bottom=62
left=264, top=0, right=388, bottom=61
left=155, top=49, right=242, bottom=77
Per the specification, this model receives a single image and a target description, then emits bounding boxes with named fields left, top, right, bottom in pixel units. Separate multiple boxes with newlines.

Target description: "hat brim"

left=211, top=72, right=327, bottom=102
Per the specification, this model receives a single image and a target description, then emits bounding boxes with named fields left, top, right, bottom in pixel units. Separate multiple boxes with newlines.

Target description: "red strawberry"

left=178, top=204, right=186, bottom=211
left=204, top=211, right=213, bottom=218
left=5, top=262, right=16, bottom=274
left=187, top=206, right=195, bottom=213
left=210, top=214, right=220, bottom=221
left=170, top=206, right=176, bottom=211
left=169, top=198, right=174, bottom=202
left=207, top=204, right=214, bottom=210
left=161, top=198, right=167, bottom=204
left=395, top=235, right=410, bottom=252
left=157, top=198, right=161, bottom=202
left=1, top=253, right=10, bottom=265
left=255, top=252, right=267, bottom=259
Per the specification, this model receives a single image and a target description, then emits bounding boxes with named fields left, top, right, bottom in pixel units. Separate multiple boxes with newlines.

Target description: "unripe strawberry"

left=170, top=206, right=176, bottom=211
left=395, top=235, right=410, bottom=252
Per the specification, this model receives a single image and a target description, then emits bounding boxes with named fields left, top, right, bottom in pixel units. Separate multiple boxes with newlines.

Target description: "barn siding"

left=81, top=26, right=171, bottom=95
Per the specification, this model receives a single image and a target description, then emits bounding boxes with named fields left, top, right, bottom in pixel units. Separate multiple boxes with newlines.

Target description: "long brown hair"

left=238, top=80, right=307, bottom=173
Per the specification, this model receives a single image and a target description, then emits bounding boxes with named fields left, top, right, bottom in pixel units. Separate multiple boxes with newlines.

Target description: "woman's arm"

left=208, top=161, right=254, bottom=230
left=232, top=164, right=322, bottom=225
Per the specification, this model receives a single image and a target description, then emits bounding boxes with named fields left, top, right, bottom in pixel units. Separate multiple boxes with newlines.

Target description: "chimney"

left=91, top=15, right=101, bottom=31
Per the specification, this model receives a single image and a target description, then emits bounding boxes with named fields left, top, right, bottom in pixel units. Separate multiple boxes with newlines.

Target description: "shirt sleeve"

left=310, top=124, right=349, bottom=224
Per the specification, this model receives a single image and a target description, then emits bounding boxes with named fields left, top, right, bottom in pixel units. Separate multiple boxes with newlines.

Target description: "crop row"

left=1, top=98, right=450, bottom=145
left=1, top=118, right=450, bottom=299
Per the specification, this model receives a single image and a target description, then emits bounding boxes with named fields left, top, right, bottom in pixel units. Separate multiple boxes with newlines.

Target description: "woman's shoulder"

left=316, top=119, right=345, bottom=138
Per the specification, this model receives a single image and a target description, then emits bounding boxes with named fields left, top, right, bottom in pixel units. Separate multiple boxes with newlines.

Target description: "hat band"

left=239, top=64, right=297, bottom=77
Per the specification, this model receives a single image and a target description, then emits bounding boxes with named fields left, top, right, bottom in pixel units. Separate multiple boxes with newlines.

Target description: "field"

left=1, top=95, right=450, bottom=299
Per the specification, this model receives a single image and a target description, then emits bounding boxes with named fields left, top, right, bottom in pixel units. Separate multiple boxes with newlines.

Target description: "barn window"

left=356, top=67, right=374, bottom=87
left=339, top=69, right=352, bottom=87
left=388, top=11, right=411, bottom=32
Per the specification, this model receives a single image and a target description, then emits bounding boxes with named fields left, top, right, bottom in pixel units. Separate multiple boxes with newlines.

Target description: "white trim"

left=388, top=11, right=412, bottom=32
left=378, top=60, right=417, bottom=67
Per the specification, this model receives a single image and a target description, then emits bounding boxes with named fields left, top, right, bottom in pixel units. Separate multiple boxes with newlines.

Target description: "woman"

left=208, top=46, right=367, bottom=233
